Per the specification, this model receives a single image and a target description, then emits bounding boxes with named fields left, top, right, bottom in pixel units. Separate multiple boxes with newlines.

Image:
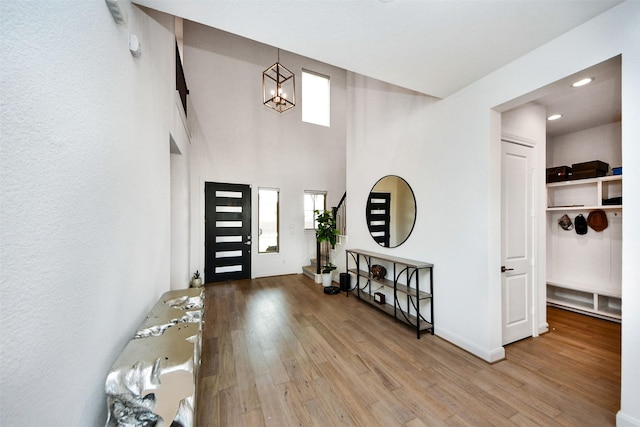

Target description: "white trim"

left=616, top=411, right=640, bottom=427
left=501, top=133, right=537, bottom=147
left=436, top=326, right=506, bottom=363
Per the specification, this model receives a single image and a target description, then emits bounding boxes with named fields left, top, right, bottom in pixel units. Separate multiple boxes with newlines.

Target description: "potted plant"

left=321, top=263, right=337, bottom=287
left=191, top=270, right=202, bottom=288
left=315, top=210, right=338, bottom=287
left=315, top=209, right=338, bottom=249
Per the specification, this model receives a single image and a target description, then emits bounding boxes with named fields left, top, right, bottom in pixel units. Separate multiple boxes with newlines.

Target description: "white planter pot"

left=191, top=278, right=203, bottom=288
left=322, top=273, right=333, bottom=287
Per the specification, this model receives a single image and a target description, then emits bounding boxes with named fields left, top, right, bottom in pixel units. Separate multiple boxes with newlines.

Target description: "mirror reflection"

left=366, top=175, right=416, bottom=247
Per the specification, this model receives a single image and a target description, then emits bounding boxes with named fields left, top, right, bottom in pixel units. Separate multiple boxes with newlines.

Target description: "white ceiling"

left=134, top=0, right=621, bottom=98
left=534, top=55, right=621, bottom=138
left=133, top=0, right=623, bottom=136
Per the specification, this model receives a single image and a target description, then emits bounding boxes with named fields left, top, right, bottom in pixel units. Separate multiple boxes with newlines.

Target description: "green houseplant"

left=315, top=210, right=338, bottom=287
left=315, top=209, right=338, bottom=248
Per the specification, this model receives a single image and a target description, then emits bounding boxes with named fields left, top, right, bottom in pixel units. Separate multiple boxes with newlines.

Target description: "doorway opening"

left=498, top=55, right=622, bottom=346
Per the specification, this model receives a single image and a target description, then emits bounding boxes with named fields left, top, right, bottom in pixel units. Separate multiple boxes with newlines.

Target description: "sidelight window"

left=258, top=188, right=279, bottom=253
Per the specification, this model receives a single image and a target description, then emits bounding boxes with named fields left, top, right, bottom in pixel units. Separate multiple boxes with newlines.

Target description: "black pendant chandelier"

left=262, top=49, right=295, bottom=113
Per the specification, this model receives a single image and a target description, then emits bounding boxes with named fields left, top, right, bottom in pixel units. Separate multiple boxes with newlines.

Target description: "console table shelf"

left=345, top=249, right=434, bottom=338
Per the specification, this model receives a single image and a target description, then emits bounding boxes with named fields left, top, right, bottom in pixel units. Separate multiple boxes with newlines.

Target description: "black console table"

left=345, top=249, right=434, bottom=339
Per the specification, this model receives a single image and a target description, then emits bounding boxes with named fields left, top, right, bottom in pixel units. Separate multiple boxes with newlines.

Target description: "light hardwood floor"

left=196, top=274, right=621, bottom=426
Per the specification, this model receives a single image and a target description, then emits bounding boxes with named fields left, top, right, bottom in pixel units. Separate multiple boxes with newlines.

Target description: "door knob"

left=501, top=266, right=514, bottom=273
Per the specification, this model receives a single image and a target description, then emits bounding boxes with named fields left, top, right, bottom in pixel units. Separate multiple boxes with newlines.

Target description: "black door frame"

left=204, top=182, right=251, bottom=282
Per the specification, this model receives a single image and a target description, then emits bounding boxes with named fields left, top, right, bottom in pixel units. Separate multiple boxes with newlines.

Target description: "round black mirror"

left=366, top=175, right=416, bottom=248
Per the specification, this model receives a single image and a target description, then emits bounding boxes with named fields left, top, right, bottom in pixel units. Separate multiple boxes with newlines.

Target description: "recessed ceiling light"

left=547, top=114, right=563, bottom=121
left=571, top=78, right=593, bottom=87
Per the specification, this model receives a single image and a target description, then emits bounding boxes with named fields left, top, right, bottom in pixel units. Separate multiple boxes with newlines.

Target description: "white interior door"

left=501, top=141, right=534, bottom=345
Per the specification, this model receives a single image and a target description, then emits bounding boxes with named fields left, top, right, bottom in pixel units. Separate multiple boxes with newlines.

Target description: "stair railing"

left=332, top=192, right=347, bottom=236
left=316, top=193, right=346, bottom=275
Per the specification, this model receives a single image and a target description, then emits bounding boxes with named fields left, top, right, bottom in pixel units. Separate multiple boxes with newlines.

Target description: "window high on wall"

left=302, top=70, right=330, bottom=127
left=304, top=191, right=326, bottom=229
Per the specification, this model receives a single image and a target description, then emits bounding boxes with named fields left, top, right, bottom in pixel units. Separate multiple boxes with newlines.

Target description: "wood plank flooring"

left=196, top=274, right=621, bottom=426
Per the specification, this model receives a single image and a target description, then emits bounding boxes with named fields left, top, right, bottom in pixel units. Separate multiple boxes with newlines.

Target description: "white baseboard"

left=617, top=410, right=640, bottom=427
left=436, top=327, right=505, bottom=363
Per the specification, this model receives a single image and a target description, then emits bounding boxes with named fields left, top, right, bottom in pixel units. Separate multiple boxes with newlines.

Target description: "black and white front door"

left=367, top=192, right=391, bottom=247
left=204, top=182, right=251, bottom=282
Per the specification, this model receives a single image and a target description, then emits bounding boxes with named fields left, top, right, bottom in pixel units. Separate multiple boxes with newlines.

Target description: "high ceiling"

left=134, top=0, right=623, bottom=136
left=134, top=0, right=621, bottom=98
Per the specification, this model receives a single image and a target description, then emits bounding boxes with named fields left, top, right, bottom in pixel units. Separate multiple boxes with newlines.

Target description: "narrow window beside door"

left=259, top=188, right=279, bottom=253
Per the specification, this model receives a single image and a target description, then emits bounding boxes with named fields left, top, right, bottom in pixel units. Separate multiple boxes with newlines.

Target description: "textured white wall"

left=0, top=2, right=176, bottom=425
left=183, top=23, right=347, bottom=278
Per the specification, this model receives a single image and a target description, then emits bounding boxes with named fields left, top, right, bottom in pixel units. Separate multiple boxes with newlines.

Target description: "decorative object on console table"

left=371, top=264, right=387, bottom=280
left=373, top=292, right=386, bottom=305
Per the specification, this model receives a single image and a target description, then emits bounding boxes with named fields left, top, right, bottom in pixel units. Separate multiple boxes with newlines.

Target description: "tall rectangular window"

left=258, top=188, right=279, bottom=253
left=302, top=70, right=330, bottom=127
left=304, top=191, right=326, bottom=230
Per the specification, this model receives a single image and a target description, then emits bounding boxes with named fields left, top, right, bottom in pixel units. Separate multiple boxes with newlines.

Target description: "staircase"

left=302, top=258, right=323, bottom=283
left=302, top=192, right=347, bottom=284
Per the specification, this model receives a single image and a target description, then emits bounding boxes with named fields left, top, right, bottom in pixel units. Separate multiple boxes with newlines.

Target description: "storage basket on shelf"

left=571, top=160, right=609, bottom=180
left=546, top=165, right=572, bottom=183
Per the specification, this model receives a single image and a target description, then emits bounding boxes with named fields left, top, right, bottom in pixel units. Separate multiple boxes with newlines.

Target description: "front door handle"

left=501, top=266, right=514, bottom=273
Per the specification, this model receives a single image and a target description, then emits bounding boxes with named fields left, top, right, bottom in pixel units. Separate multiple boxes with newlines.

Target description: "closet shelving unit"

left=546, top=175, right=622, bottom=321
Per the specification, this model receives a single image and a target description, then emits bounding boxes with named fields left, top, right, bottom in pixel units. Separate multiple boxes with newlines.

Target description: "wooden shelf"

left=546, top=175, right=622, bottom=211
left=346, top=249, right=434, bottom=338
left=546, top=174, right=621, bottom=188
left=347, top=268, right=431, bottom=299
left=547, top=283, right=620, bottom=322
left=546, top=174, right=622, bottom=322
left=546, top=205, right=622, bottom=211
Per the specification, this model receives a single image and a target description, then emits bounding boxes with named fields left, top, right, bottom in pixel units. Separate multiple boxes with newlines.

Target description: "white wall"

left=182, top=23, right=347, bottom=278
left=0, top=2, right=177, bottom=426
left=347, top=3, right=639, bottom=424
left=548, top=121, right=622, bottom=170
